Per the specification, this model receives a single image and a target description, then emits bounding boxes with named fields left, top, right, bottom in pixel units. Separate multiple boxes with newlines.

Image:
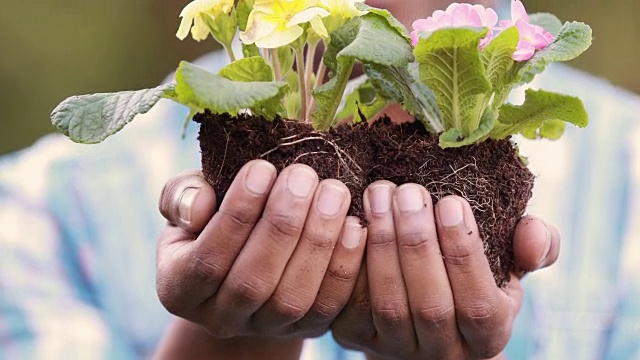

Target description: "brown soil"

left=195, top=111, right=534, bottom=287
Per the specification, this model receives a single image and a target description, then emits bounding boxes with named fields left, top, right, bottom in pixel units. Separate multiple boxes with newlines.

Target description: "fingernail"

left=397, top=184, right=425, bottom=213
left=287, top=167, right=317, bottom=198
left=538, top=222, right=552, bottom=264
left=245, top=162, right=275, bottom=195
left=178, top=187, right=199, bottom=223
left=369, top=185, right=392, bottom=214
left=341, top=222, right=363, bottom=249
left=317, top=184, right=347, bottom=216
left=437, top=197, right=463, bottom=227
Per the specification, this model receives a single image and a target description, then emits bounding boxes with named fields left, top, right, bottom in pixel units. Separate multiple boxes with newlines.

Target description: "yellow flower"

left=176, top=0, right=234, bottom=41
left=240, top=0, right=330, bottom=48
left=319, top=0, right=366, bottom=19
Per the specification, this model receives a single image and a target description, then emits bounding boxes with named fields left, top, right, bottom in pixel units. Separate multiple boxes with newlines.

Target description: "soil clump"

left=195, top=111, right=534, bottom=287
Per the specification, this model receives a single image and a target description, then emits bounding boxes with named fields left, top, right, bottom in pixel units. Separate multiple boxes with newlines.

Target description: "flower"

left=240, top=0, right=331, bottom=48
left=411, top=3, right=498, bottom=48
left=499, top=0, right=554, bottom=61
left=176, top=0, right=234, bottom=41
left=318, top=0, right=366, bottom=19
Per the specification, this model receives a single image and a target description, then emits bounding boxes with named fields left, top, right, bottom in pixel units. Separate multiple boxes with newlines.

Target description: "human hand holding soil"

left=331, top=182, right=560, bottom=360
left=156, top=160, right=367, bottom=342
left=156, top=162, right=559, bottom=358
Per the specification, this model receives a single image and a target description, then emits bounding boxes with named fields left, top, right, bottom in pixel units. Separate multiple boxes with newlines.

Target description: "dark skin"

left=154, top=1, right=560, bottom=359
left=154, top=163, right=559, bottom=360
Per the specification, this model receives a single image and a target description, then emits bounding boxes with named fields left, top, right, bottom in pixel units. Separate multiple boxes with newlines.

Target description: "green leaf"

left=175, top=61, right=286, bottom=115
left=490, top=89, right=588, bottom=140
left=439, top=108, right=497, bottom=148
left=242, top=44, right=261, bottom=58
left=354, top=2, right=411, bottom=41
left=50, top=83, right=175, bottom=144
left=312, top=12, right=413, bottom=129
left=363, top=63, right=443, bottom=133
left=518, top=21, right=593, bottom=84
left=529, top=13, right=563, bottom=37
left=481, top=26, right=519, bottom=101
left=338, top=14, right=414, bottom=66
left=414, top=27, right=492, bottom=134
left=277, top=46, right=295, bottom=76
left=337, top=77, right=391, bottom=124
left=236, top=0, right=255, bottom=31
left=218, top=56, right=273, bottom=82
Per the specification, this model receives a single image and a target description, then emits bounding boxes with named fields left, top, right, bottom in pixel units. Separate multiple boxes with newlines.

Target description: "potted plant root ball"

left=50, top=0, right=592, bottom=287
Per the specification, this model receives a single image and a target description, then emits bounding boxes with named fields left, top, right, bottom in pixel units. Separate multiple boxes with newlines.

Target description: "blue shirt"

left=1, top=51, right=639, bottom=359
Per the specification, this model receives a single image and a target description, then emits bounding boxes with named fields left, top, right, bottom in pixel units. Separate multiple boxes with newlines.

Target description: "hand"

left=332, top=181, right=560, bottom=359
left=156, top=160, right=367, bottom=339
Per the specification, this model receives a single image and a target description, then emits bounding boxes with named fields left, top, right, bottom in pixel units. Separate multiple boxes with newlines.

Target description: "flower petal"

left=287, top=7, right=330, bottom=26
left=176, top=15, right=194, bottom=40
left=255, top=25, right=304, bottom=48
left=240, top=11, right=279, bottom=45
left=511, top=0, right=529, bottom=23
left=309, top=15, right=329, bottom=38
left=191, top=16, right=211, bottom=41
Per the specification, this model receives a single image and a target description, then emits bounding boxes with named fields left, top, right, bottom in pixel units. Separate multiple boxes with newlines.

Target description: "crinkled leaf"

left=313, top=12, right=412, bottom=129
left=175, top=61, right=286, bottom=115
left=414, top=27, right=492, bottom=134
left=364, top=63, right=443, bottom=133
left=439, top=108, right=496, bottom=148
left=338, top=14, right=414, bottom=66
left=529, top=13, right=563, bottom=37
left=518, top=21, right=592, bottom=84
left=354, top=2, right=411, bottom=41
left=490, top=89, right=588, bottom=140
left=481, top=26, right=519, bottom=108
left=50, top=83, right=175, bottom=144
left=218, top=56, right=273, bottom=82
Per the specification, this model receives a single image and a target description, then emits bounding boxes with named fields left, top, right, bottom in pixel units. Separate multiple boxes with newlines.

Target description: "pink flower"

left=411, top=3, right=498, bottom=48
left=499, top=0, right=554, bottom=61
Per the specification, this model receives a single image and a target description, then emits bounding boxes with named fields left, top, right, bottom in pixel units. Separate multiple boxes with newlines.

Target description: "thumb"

left=159, top=170, right=217, bottom=233
left=512, top=215, right=560, bottom=276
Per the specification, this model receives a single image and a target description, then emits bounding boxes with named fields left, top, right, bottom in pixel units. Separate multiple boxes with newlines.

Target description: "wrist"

left=154, top=317, right=304, bottom=360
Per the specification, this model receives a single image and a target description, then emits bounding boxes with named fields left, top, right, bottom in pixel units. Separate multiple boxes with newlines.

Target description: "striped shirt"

left=1, top=51, right=639, bottom=359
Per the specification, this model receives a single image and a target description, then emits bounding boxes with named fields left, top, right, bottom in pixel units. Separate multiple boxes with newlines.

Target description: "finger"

left=211, top=164, right=319, bottom=334
left=392, top=184, right=462, bottom=358
left=159, top=169, right=216, bottom=233
left=331, top=263, right=376, bottom=352
left=513, top=216, right=561, bottom=274
left=253, top=179, right=351, bottom=330
left=364, top=181, right=416, bottom=356
left=156, top=160, right=276, bottom=321
left=295, top=216, right=367, bottom=336
left=434, top=196, right=512, bottom=359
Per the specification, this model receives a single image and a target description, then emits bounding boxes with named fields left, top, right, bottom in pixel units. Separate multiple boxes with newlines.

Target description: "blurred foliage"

left=1, top=0, right=638, bottom=155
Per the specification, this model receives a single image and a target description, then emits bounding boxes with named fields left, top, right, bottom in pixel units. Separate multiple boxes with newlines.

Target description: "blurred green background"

left=1, top=0, right=638, bottom=155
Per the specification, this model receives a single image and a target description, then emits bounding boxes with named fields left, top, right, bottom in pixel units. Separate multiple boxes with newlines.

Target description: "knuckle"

left=312, top=298, right=342, bottom=320
left=156, top=278, right=183, bottom=316
left=470, top=335, right=510, bottom=359
left=270, top=294, right=309, bottom=322
left=190, top=250, right=227, bottom=286
left=265, top=213, right=303, bottom=239
left=368, top=229, right=396, bottom=248
left=442, top=245, right=479, bottom=267
left=398, top=231, right=433, bottom=253
left=228, top=274, right=271, bottom=306
left=326, top=264, right=358, bottom=285
left=459, top=299, right=500, bottom=328
left=220, top=206, right=257, bottom=230
left=414, top=303, right=455, bottom=327
left=373, top=301, right=409, bottom=328
left=302, top=231, right=336, bottom=252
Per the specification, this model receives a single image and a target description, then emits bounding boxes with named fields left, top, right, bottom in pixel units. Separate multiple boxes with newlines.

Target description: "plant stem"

left=295, top=45, right=308, bottom=122
left=270, top=48, right=282, bottom=81
left=223, top=42, right=236, bottom=62
left=305, top=58, right=327, bottom=119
